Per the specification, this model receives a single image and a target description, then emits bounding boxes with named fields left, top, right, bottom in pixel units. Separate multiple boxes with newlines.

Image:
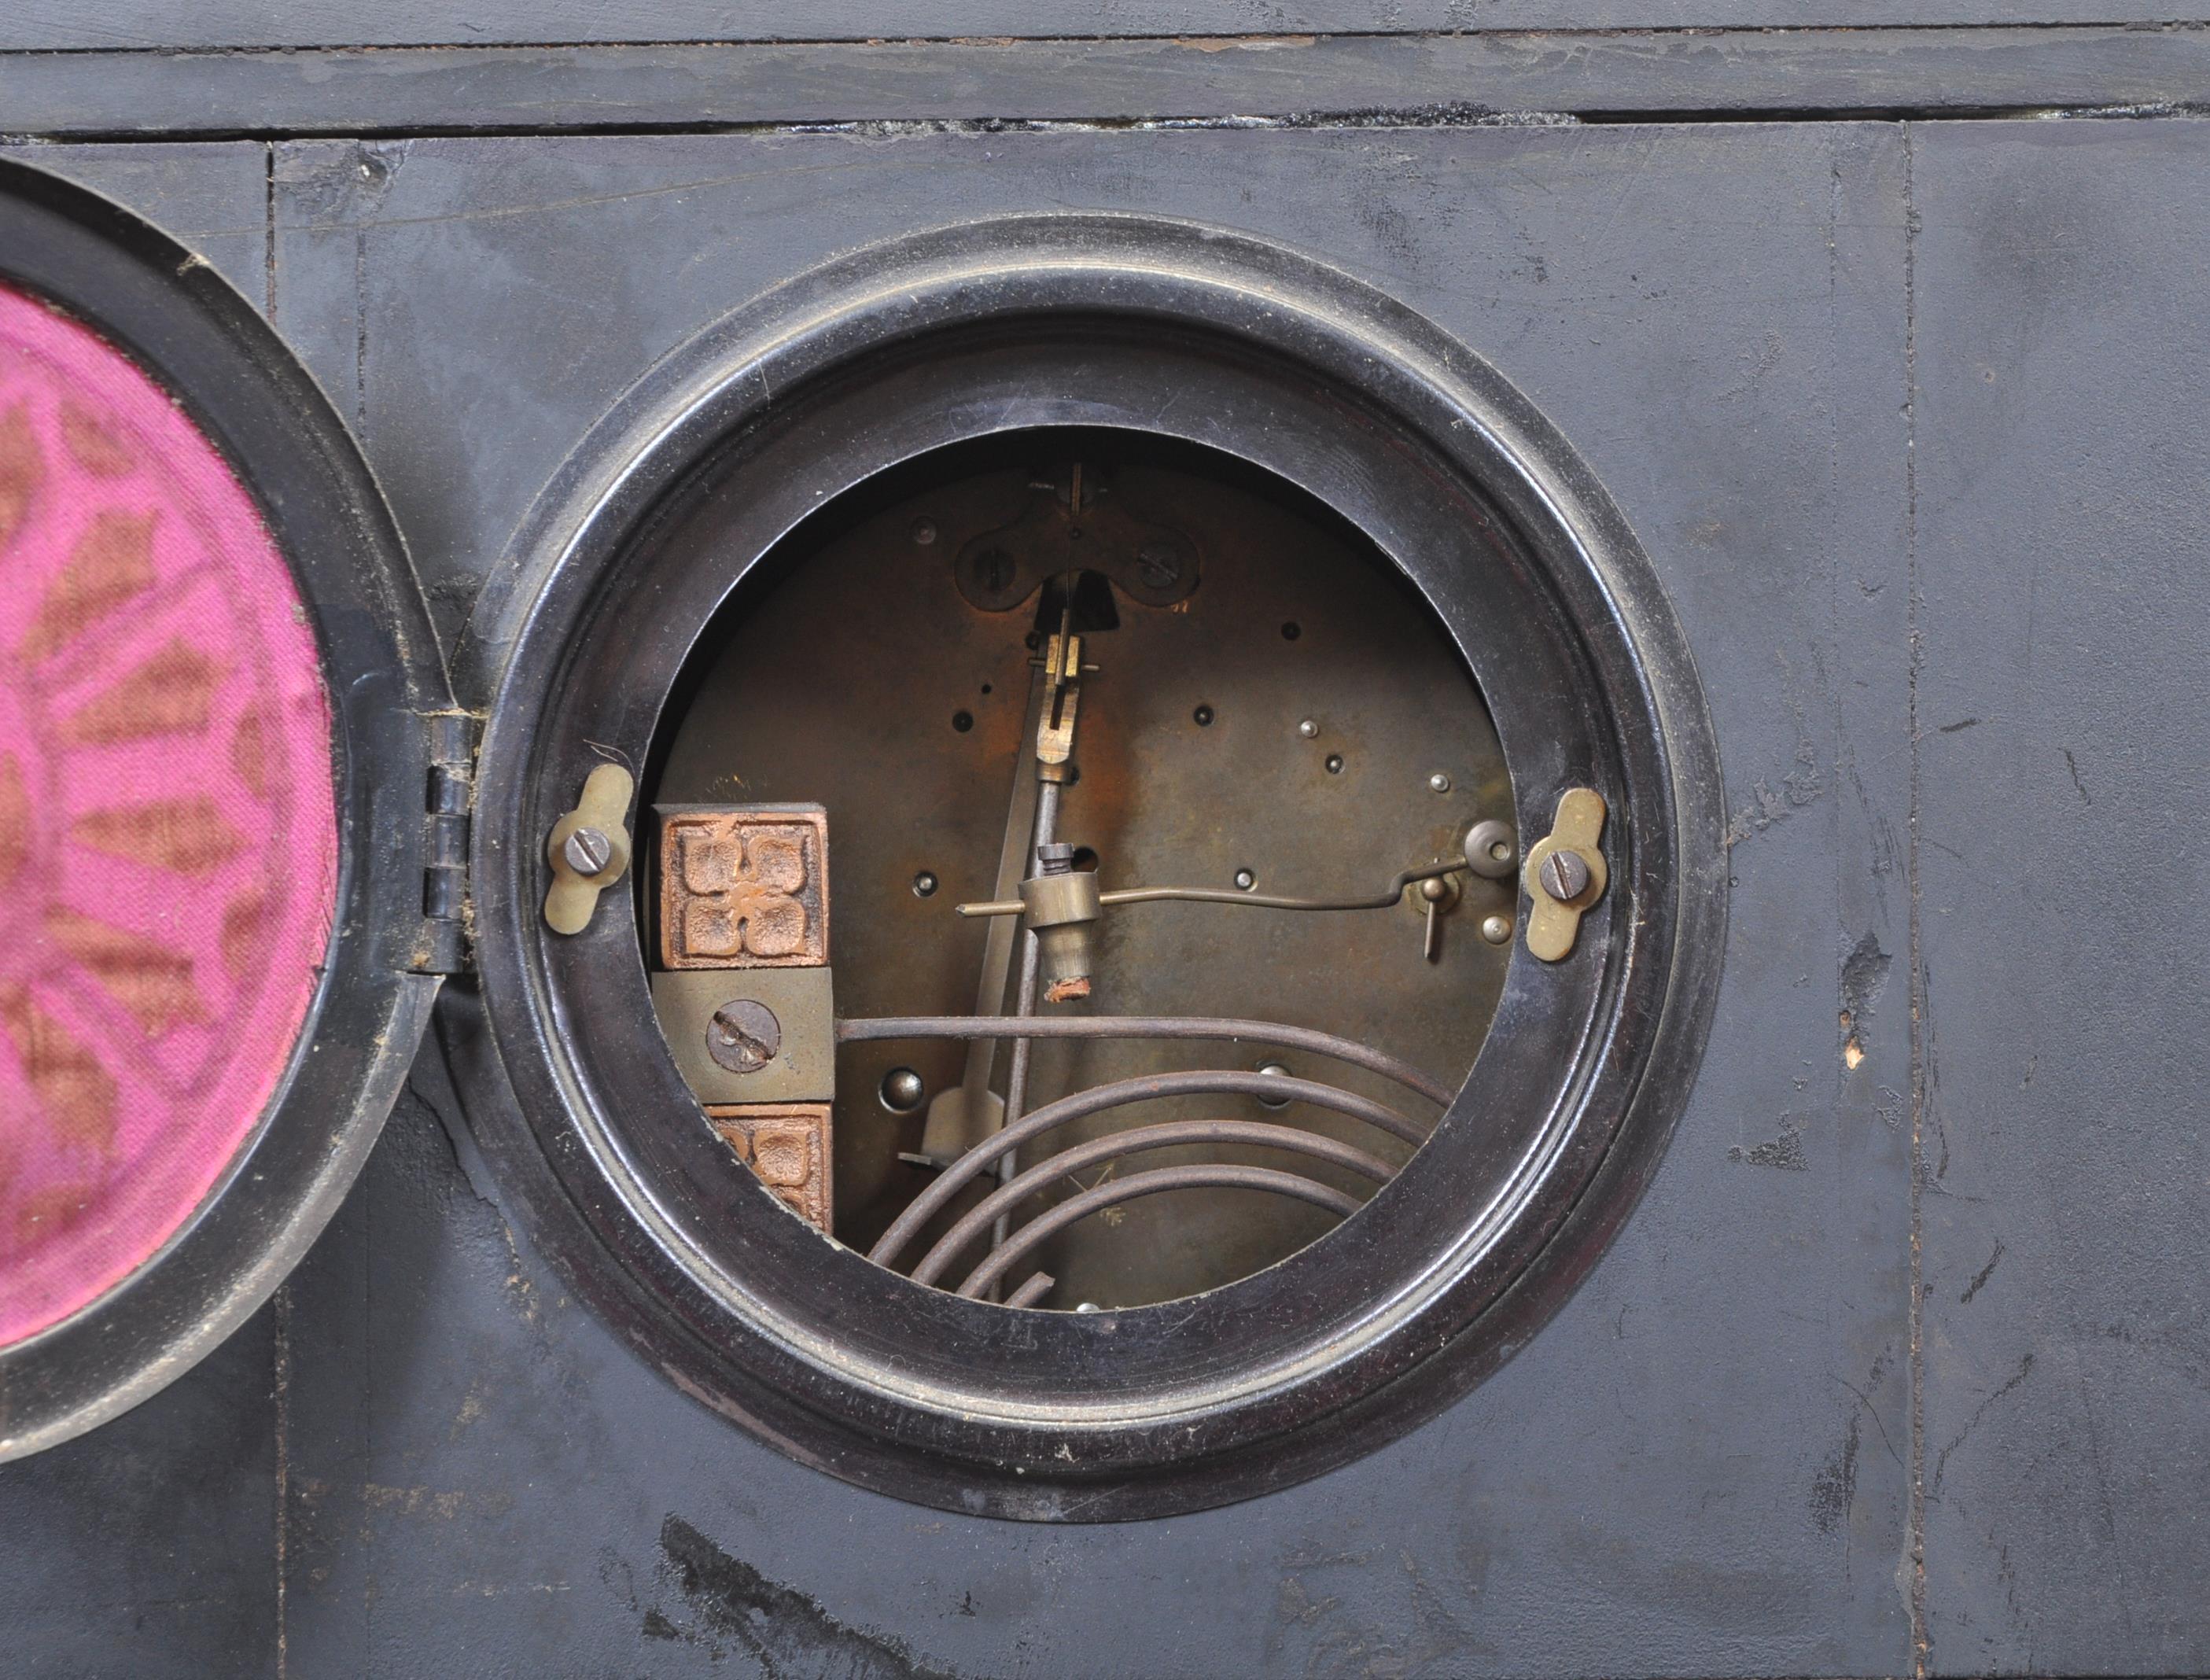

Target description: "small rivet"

left=1419, top=875, right=1451, bottom=903
left=1481, top=914, right=1512, bottom=945
left=1298, top=718, right=1320, bottom=739
left=910, top=518, right=937, bottom=546
left=879, top=1067, right=926, bottom=1113
left=1255, top=1061, right=1292, bottom=1108
left=1325, top=753, right=1345, bottom=775
left=1428, top=772, right=1452, bottom=794
left=1233, top=868, right=1257, bottom=891
left=912, top=871, right=939, bottom=898
left=563, top=826, right=613, bottom=878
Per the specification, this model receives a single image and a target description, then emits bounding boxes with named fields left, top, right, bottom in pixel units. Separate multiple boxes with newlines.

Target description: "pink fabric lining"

left=0, top=282, right=338, bottom=1347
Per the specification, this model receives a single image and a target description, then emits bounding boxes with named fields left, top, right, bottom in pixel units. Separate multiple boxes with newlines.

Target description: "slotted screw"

left=563, top=826, right=613, bottom=878
left=1538, top=849, right=1592, bottom=903
left=707, top=1000, right=782, bottom=1075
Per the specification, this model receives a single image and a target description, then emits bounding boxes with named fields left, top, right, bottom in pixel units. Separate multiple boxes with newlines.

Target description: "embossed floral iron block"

left=658, top=805, right=829, bottom=969
left=706, top=1104, right=832, bottom=1231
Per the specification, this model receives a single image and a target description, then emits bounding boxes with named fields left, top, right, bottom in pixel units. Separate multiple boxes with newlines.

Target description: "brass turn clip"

left=543, top=763, right=635, bottom=934
left=1520, top=787, right=1608, bottom=962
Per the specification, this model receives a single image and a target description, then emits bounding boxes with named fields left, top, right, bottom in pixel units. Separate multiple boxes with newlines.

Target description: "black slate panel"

left=1912, top=117, right=2210, bottom=1675
left=271, top=123, right=1916, bottom=1674
left=2, top=2, right=2205, bottom=50
left=0, top=141, right=271, bottom=309
left=0, top=1310, right=278, bottom=1678
left=6, top=30, right=2210, bottom=138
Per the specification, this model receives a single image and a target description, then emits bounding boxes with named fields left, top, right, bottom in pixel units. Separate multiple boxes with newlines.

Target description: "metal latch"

left=543, top=764, right=635, bottom=934
left=1520, top=787, right=1608, bottom=962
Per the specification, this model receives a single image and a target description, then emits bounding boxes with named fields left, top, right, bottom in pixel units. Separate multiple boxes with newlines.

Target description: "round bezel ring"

left=0, top=160, right=444, bottom=1461
left=450, top=215, right=1726, bottom=1521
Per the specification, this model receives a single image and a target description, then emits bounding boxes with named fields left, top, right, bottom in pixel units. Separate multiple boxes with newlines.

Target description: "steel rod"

left=838, top=1015, right=1454, bottom=1108
left=956, top=860, right=1468, bottom=919
left=1000, top=776, right=1063, bottom=1152
left=989, top=774, right=1063, bottom=1287
left=910, top=1118, right=1396, bottom=1288
left=956, top=1166, right=1362, bottom=1299
left=933, top=662, right=1048, bottom=1160
left=867, top=1069, right=1422, bottom=1270
left=1004, top=1272, right=1056, bottom=1310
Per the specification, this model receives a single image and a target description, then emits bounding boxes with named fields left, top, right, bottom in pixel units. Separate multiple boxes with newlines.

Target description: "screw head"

left=562, top=826, right=613, bottom=878
left=910, top=518, right=937, bottom=546
left=1428, top=772, right=1452, bottom=794
left=707, top=1000, right=782, bottom=1075
left=1255, top=1061, right=1292, bottom=1108
left=1233, top=868, right=1257, bottom=892
left=1538, top=848, right=1593, bottom=903
left=912, top=871, right=938, bottom=897
left=1481, top=914, right=1512, bottom=945
left=1298, top=718, right=1320, bottom=739
left=879, top=1067, right=926, bottom=1113
left=1325, top=753, right=1345, bottom=775
left=1136, top=540, right=1181, bottom=586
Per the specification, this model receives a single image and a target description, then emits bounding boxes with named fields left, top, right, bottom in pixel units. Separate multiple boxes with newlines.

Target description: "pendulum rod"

left=990, top=585, right=1088, bottom=1284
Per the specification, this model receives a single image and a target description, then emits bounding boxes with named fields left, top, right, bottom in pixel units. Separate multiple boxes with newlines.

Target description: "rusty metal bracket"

left=1520, top=788, right=1609, bottom=962
left=1036, top=629, right=1083, bottom=769
left=543, top=763, right=635, bottom=934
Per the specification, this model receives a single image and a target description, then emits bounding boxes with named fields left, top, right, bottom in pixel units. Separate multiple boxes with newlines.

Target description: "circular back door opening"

left=459, top=216, right=1726, bottom=1520
left=650, top=428, right=1508, bottom=1310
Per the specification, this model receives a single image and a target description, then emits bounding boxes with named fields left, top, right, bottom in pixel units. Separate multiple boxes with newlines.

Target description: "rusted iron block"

left=707, top=1103, right=832, bottom=1232
left=658, top=804, right=829, bottom=968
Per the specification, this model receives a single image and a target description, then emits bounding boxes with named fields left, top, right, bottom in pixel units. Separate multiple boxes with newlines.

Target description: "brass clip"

left=1037, top=629, right=1082, bottom=768
left=543, top=763, right=635, bottom=934
left=1520, top=787, right=1608, bottom=962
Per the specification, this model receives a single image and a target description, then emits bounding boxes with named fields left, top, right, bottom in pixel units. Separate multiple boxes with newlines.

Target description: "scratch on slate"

left=1729, top=1116, right=1809, bottom=1171
left=1810, top=1412, right=1862, bottom=1537
left=2062, top=747, right=2093, bottom=804
left=1959, top=1240, right=2005, bottom=1304
left=654, top=1515, right=955, bottom=1678
left=1930, top=1352, right=2035, bottom=1500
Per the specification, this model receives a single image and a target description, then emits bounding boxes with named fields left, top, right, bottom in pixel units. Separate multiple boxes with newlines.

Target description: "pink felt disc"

left=0, top=281, right=338, bottom=1347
